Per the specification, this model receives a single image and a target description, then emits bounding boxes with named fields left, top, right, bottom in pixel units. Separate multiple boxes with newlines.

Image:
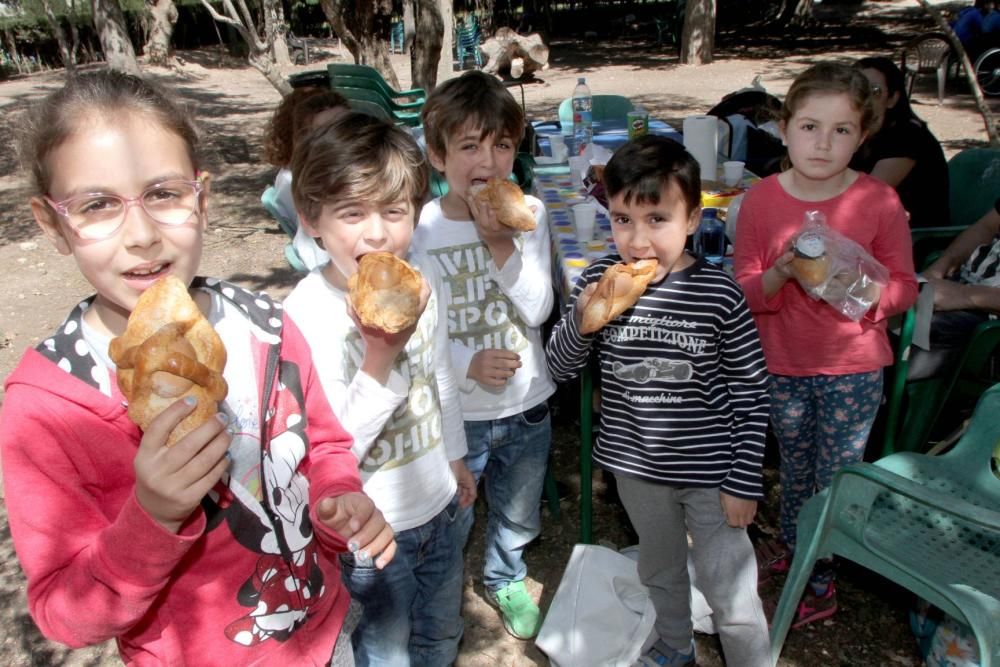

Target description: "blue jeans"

left=341, top=495, right=468, bottom=667
left=461, top=401, right=552, bottom=591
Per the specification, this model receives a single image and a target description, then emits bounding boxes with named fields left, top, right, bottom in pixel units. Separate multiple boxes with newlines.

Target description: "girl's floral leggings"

left=770, top=371, right=883, bottom=553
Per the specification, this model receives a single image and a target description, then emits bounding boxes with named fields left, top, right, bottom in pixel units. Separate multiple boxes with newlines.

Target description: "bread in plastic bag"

left=788, top=210, right=889, bottom=321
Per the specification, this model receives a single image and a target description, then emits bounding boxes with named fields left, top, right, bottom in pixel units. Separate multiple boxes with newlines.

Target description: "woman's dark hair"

left=854, top=56, right=926, bottom=130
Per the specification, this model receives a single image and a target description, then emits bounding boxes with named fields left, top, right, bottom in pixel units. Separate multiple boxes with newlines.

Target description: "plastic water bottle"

left=696, top=208, right=726, bottom=266
left=572, top=77, right=593, bottom=155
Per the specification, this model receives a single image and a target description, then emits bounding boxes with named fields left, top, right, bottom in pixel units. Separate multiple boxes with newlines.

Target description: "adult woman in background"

left=851, top=57, right=950, bottom=228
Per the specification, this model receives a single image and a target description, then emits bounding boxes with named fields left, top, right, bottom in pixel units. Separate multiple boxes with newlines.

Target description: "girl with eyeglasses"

left=2, top=70, right=395, bottom=666
left=851, top=56, right=950, bottom=229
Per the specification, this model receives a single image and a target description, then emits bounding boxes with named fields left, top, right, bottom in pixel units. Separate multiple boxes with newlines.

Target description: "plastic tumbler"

left=627, top=110, right=649, bottom=140
left=722, top=160, right=745, bottom=187
left=572, top=202, right=598, bottom=242
left=568, top=156, right=589, bottom=190
left=548, top=134, right=568, bottom=162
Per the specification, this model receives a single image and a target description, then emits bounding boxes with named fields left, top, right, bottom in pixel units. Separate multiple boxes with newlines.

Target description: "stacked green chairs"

left=455, top=15, right=483, bottom=69
left=556, top=95, right=635, bottom=131
left=770, top=384, right=1000, bottom=666
left=390, top=20, right=405, bottom=54
left=327, top=63, right=425, bottom=104
left=330, top=74, right=424, bottom=110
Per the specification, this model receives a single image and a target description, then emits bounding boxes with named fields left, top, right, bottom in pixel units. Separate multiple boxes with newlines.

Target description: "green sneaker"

left=488, top=580, right=541, bottom=639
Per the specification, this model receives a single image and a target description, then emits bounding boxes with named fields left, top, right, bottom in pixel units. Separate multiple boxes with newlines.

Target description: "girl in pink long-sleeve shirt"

left=733, top=63, right=917, bottom=628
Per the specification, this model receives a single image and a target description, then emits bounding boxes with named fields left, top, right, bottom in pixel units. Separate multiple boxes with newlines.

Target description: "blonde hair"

left=18, top=70, right=199, bottom=196
left=291, top=111, right=429, bottom=222
left=421, top=70, right=524, bottom=160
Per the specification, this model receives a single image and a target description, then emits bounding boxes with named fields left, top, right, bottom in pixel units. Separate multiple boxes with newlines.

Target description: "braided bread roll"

left=470, top=178, right=537, bottom=232
left=109, top=276, right=228, bottom=446
left=580, top=259, right=659, bottom=334
left=348, top=252, right=423, bottom=334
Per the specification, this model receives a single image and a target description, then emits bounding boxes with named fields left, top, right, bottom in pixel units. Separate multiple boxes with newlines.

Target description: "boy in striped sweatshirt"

left=546, top=136, right=771, bottom=667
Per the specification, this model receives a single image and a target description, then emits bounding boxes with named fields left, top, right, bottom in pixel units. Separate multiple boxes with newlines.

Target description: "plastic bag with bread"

left=469, top=178, right=536, bottom=232
left=788, top=210, right=889, bottom=321
left=579, top=259, right=659, bottom=334
left=109, top=276, right=228, bottom=446
left=348, top=252, right=423, bottom=334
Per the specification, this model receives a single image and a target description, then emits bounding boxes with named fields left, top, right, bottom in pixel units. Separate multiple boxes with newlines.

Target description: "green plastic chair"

left=949, top=147, right=1000, bottom=228
left=329, top=74, right=424, bottom=109
left=347, top=98, right=395, bottom=123
left=557, top=95, right=635, bottom=131
left=334, top=86, right=421, bottom=127
left=770, top=384, right=1000, bottom=666
left=880, top=221, right=1000, bottom=457
left=260, top=185, right=307, bottom=273
left=327, top=63, right=425, bottom=99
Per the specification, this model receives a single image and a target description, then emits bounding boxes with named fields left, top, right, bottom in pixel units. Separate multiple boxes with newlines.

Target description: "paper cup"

left=548, top=134, right=568, bottom=162
left=572, top=202, right=598, bottom=242
left=568, top=156, right=589, bottom=189
left=722, top=160, right=745, bottom=187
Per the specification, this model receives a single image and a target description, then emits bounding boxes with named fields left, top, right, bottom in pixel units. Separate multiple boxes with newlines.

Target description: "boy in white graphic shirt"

left=284, top=112, right=475, bottom=667
left=412, top=70, right=556, bottom=640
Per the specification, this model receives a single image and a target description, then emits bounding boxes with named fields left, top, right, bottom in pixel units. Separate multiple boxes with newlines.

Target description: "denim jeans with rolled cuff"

left=460, top=401, right=552, bottom=592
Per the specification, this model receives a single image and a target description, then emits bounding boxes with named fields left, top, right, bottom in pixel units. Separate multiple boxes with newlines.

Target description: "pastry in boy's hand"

left=109, top=275, right=228, bottom=446
left=579, top=259, right=659, bottom=334
left=348, top=252, right=423, bottom=334
left=469, top=178, right=537, bottom=232
left=789, top=232, right=831, bottom=289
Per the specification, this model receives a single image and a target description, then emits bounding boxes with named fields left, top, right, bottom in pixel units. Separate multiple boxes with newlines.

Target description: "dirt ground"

left=0, top=1, right=993, bottom=664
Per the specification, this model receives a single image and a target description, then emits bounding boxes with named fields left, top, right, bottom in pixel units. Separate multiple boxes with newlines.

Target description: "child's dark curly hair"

left=263, top=88, right=348, bottom=167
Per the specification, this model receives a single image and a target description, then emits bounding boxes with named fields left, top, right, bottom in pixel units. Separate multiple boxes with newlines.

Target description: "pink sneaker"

left=791, top=582, right=837, bottom=628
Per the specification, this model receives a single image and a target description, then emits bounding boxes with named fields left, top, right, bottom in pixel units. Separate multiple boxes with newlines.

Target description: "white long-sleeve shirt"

left=283, top=257, right=466, bottom=531
left=412, top=196, right=556, bottom=420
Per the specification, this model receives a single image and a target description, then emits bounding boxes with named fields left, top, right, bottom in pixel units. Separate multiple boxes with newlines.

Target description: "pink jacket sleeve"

left=0, top=379, right=203, bottom=647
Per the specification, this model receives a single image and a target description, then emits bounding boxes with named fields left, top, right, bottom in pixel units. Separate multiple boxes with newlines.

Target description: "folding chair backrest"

left=948, top=147, right=1000, bottom=228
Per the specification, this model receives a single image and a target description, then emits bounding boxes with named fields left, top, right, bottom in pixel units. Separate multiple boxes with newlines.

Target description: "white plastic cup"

left=572, top=202, right=597, bottom=242
left=548, top=134, right=568, bottom=161
left=569, top=156, right=589, bottom=189
left=722, top=160, right=745, bottom=187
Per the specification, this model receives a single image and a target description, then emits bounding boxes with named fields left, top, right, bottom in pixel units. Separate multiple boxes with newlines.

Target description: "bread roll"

left=470, top=178, right=536, bottom=232
left=348, top=252, right=423, bottom=334
left=580, top=259, right=659, bottom=334
left=109, top=276, right=228, bottom=446
left=789, top=232, right=830, bottom=289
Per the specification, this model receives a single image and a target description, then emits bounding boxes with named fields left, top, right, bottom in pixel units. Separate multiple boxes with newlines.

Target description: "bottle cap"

left=577, top=77, right=586, bottom=84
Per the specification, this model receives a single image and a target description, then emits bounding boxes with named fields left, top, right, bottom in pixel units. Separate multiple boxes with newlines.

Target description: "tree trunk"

left=262, top=0, right=291, bottom=67
left=92, top=0, right=141, bottom=74
left=679, top=0, right=715, bottom=65
left=318, top=0, right=400, bottom=88
left=403, top=0, right=416, bottom=53
left=3, top=28, right=25, bottom=74
left=915, top=0, right=1000, bottom=146
left=199, top=0, right=292, bottom=95
left=436, top=0, right=454, bottom=86
left=777, top=0, right=813, bottom=27
left=40, top=0, right=75, bottom=71
left=143, top=0, right=178, bottom=65
left=68, top=0, right=82, bottom=65
left=412, top=0, right=444, bottom=91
